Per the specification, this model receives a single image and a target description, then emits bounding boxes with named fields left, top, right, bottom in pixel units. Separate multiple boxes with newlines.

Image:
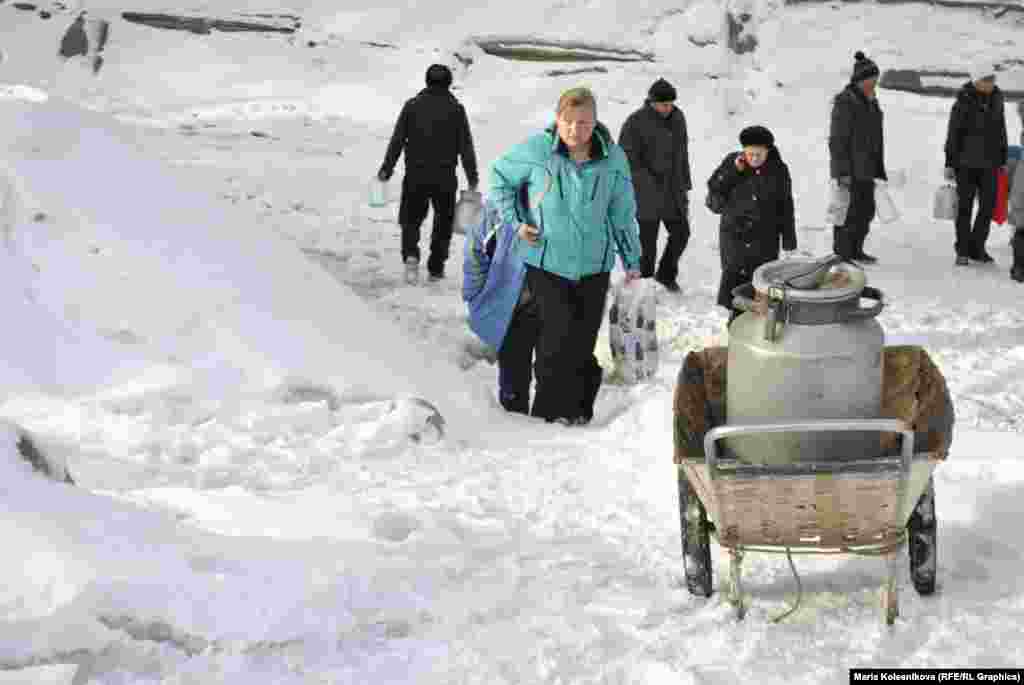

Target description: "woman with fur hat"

left=707, top=125, right=797, bottom=324
left=944, top=62, right=1009, bottom=266
left=829, top=50, right=888, bottom=263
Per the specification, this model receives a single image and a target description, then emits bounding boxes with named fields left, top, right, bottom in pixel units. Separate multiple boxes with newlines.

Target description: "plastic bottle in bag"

left=368, top=177, right=390, bottom=208
left=608, top=280, right=658, bottom=384
left=453, top=189, right=483, bottom=236
left=825, top=180, right=851, bottom=226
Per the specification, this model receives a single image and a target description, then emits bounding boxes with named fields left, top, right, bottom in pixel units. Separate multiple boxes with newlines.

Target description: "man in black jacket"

left=379, top=64, right=479, bottom=282
left=829, top=51, right=887, bottom=264
left=944, top=63, right=1009, bottom=266
left=619, top=78, right=692, bottom=292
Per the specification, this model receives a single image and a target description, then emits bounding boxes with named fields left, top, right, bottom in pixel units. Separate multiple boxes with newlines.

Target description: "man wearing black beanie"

left=618, top=78, right=693, bottom=291
left=379, top=64, right=480, bottom=283
left=829, top=51, right=887, bottom=264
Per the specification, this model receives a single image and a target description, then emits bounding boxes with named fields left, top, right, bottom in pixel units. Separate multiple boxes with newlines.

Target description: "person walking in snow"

left=944, top=63, right=1009, bottom=266
left=1013, top=101, right=1024, bottom=282
left=618, top=78, right=693, bottom=293
left=462, top=196, right=539, bottom=415
left=829, top=51, right=887, bottom=264
left=489, top=87, right=642, bottom=425
left=707, top=125, right=797, bottom=324
left=378, top=64, right=480, bottom=283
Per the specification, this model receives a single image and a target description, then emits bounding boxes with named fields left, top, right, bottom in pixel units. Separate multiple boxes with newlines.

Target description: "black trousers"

left=398, top=171, right=457, bottom=274
left=497, top=294, right=541, bottom=415
left=954, top=167, right=998, bottom=258
left=1012, top=227, right=1024, bottom=271
left=638, top=216, right=690, bottom=281
left=833, top=179, right=876, bottom=259
left=526, top=266, right=609, bottom=422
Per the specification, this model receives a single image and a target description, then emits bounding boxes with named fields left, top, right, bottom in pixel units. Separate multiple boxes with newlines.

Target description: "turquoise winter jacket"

left=489, top=122, right=642, bottom=281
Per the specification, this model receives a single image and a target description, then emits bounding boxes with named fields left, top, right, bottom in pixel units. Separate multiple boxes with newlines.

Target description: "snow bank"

left=0, top=96, right=487, bottom=437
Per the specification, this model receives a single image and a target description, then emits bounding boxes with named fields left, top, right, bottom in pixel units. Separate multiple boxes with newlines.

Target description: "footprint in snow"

left=372, top=511, right=421, bottom=543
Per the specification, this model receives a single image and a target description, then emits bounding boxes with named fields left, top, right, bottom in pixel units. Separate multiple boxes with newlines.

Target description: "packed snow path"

left=3, top=0, right=1024, bottom=681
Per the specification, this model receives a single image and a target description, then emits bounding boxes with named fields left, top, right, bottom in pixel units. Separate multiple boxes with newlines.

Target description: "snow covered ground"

left=2, top=0, right=1024, bottom=682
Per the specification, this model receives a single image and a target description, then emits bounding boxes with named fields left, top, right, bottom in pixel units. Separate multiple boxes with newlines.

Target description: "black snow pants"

left=398, top=170, right=457, bottom=275
left=833, top=179, right=876, bottom=259
left=954, top=166, right=998, bottom=258
left=526, top=265, right=609, bottom=423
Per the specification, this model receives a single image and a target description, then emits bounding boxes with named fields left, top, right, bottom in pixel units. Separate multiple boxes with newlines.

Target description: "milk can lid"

left=752, top=255, right=866, bottom=303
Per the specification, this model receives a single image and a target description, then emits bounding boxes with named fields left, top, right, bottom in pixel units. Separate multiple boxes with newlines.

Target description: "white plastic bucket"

left=874, top=181, right=900, bottom=224
left=932, top=183, right=957, bottom=221
left=368, top=178, right=390, bottom=208
left=453, top=189, right=483, bottom=236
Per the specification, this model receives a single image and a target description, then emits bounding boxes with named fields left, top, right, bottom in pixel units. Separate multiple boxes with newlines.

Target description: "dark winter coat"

left=380, top=85, right=480, bottom=186
left=618, top=101, right=692, bottom=222
left=829, top=84, right=887, bottom=182
left=708, top=149, right=797, bottom=309
left=59, top=16, right=89, bottom=59
left=945, top=82, right=1008, bottom=170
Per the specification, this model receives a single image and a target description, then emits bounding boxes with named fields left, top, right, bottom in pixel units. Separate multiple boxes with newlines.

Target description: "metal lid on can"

left=752, top=254, right=866, bottom=303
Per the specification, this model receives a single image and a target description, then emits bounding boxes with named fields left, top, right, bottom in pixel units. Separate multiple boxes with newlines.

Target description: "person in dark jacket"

left=944, top=63, right=1009, bottom=266
left=829, top=51, right=887, bottom=264
left=708, top=125, right=797, bottom=324
left=1014, top=101, right=1024, bottom=282
left=378, top=64, right=480, bottom=281
left=618, top=78, right=692, bottom=292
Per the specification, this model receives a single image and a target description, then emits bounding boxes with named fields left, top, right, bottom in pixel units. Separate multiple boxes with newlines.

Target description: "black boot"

left=853, top=234, right=878, bottom=264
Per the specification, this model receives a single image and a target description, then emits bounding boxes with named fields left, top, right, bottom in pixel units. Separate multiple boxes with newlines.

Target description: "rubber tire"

left=678, top=469, right=713, bottom=597
left=908, top=476, right=937, bottom=596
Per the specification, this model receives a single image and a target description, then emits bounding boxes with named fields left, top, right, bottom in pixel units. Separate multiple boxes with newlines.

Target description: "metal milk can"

left=726, top=255, right=886, bottom=465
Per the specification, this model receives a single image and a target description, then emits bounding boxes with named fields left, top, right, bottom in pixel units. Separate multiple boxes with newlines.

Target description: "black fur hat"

left=739, top=125, right=774, bottom=147
left=851, top=50, right=880, bottom=84
left=425, top=63, right=453, bottom=88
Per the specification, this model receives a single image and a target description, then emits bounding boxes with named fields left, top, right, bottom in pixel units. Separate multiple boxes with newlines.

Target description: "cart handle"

left=704, top=419, right=915, bottom=475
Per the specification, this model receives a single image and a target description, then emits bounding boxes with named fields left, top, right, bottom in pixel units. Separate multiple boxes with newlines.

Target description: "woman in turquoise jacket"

left=489, top=87, right=642, bottom=424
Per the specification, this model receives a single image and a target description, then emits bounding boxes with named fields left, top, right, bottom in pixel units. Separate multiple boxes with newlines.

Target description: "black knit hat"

left=739, top=125, right=774, bottom=147
left=648, top=78, right=677, bottom=103
left=850, top=50, right=880, bottom=84
left=425, top=64, right=453, bottom=88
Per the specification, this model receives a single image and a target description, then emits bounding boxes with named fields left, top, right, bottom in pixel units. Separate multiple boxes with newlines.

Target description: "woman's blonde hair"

left=556, top=86, right=597, bottom=118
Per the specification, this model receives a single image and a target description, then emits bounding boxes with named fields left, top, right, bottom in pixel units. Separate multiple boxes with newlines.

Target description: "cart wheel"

left=678, top=469, right=713, bottom=597
left=908, top=476, right=937, bottom=596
